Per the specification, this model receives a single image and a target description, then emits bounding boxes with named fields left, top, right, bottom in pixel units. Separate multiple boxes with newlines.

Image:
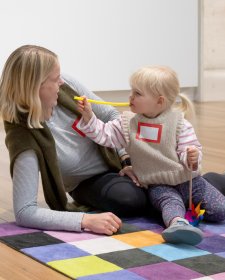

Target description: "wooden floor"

left=0, top=101, right=225, bottom=279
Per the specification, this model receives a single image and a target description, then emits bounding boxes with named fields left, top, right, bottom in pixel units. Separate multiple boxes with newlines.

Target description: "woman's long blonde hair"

left=130, top=65, right=195, bottom=121
left=0, top=45, right=58, bottom=128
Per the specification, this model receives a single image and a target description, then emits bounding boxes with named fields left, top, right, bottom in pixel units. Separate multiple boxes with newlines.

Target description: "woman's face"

left=39, top=62, right=64, bottom=113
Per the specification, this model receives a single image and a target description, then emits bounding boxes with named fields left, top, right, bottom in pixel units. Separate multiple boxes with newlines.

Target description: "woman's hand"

left=119, top=166, right=141, bottom=187
left=76, top=95, right=93, bottom=124
left=81, top=212, right=122, bottom=235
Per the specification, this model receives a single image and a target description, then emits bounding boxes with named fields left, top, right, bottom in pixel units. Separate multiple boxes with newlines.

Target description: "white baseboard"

left=95, top=87, right=197, bottom=102
left=95, top=90, right=130, bottom=102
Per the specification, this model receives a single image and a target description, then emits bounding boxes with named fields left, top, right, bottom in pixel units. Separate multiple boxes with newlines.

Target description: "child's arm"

left=177, top=119, right=202, bottom=171
left=77, top=97, right=126, bottom=149
left=77, top=96, right=141, bottom=186
left=77, top=96, right=94, bottom=124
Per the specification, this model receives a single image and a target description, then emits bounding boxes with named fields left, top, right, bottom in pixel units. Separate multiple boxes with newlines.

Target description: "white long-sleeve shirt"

left=78, top=113, right=202, bottom=171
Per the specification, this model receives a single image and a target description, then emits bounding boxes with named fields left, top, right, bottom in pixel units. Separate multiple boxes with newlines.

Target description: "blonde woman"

left=77, top=66, right=225, bottom=245
left=0, top=45, right=152, bottom=234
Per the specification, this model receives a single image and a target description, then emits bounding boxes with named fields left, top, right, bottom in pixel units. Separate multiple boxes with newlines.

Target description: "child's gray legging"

left=148, top=176, right=225, bottom=227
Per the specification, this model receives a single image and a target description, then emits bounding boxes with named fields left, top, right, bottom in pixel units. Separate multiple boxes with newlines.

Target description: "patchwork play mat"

left=0, top=216, right=225, bottom=279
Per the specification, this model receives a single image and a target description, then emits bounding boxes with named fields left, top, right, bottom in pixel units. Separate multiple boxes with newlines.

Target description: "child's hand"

left=187, top=146, right=199, bottom=170
left=77, top=96, right=93, bottom=123
left=119, top=166, right=141, bottom=187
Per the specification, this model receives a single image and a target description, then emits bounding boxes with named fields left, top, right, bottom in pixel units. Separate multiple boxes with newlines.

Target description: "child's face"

left=129, top=88, right=164, bottom=118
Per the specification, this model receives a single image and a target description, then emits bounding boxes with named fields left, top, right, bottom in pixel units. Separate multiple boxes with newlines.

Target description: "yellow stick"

left=74, top=96, right=129, bottom=107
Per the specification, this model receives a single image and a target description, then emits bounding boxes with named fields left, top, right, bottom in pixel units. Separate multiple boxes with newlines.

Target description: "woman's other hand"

left=81, top=212, right=122, bottom=235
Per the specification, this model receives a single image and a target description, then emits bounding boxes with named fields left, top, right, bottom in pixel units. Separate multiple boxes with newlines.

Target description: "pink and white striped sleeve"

left=177, top=119, right=202, bottom=170
left=77, top=114, right=127, bottom=149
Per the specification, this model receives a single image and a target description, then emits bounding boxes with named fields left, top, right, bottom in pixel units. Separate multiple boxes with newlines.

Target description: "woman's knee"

left=107, top=181, right=147, bottom=208
left=105, top=179, right=148, bottom=215
left=204, top=208, right=225, bottom=222
left=203, top=172, right=225, bottom=195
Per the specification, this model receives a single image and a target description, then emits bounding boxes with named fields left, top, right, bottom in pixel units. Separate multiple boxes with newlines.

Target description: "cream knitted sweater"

left=121, top=109, right=200, bottom=186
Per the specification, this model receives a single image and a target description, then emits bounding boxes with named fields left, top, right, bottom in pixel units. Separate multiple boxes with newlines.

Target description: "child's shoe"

left=162, top=218, right=203, bottom=245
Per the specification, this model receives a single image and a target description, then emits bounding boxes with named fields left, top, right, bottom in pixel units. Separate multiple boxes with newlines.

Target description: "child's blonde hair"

left=130, top=66, right=195, bottom=121
left=0, top=45, right=58, bottom=128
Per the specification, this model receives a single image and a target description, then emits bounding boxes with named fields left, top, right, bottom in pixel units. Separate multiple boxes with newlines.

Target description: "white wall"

left=0, top=0, right=198, bottom=91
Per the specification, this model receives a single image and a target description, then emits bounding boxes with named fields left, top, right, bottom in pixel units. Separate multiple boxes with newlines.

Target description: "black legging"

left=71, top=171, right=225, bottom=217
left=70, top=172, right=154, bottom=216
left=203, top=172, right=225, bottom=195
